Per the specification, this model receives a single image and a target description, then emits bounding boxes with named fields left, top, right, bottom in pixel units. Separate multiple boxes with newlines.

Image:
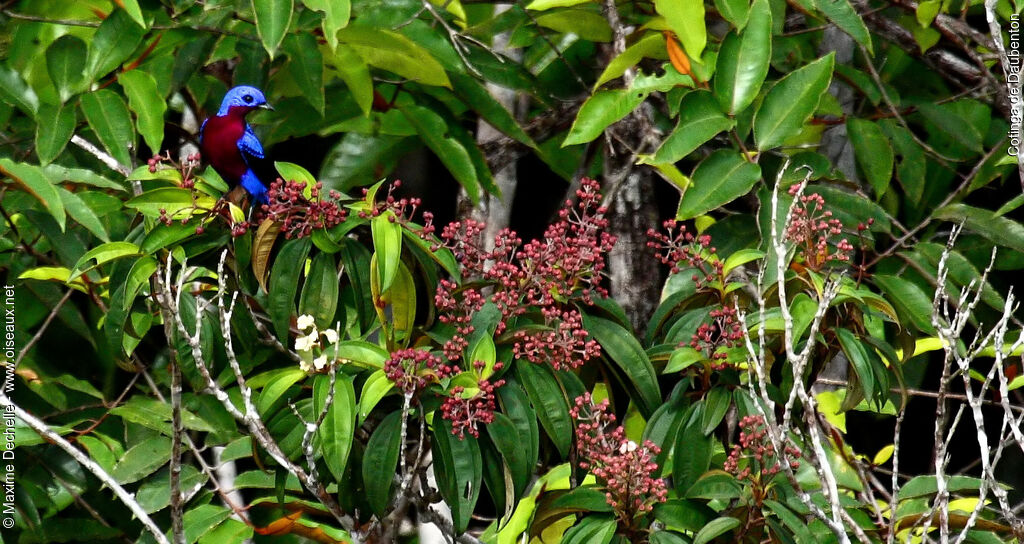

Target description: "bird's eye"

left=243, top=95, right=254, bottom=103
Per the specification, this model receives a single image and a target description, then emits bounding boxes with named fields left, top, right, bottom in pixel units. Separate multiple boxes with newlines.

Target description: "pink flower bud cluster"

left=723, top=415, right=801, bottom=483
left=429, top=179, right=615, bottom=371
left=690, top=305, right=745, bottom=371
left=383, top=348, right=456, bottom=395
left=259, top=179, right=347, bottom=239
left=440, top=377, right=505, bottom=439
left=357, top=181, right=427, bottom=230
left=646, top=220, right=723, bottom=290
left=785, top=186, right=852, bottom=269
left=570, top=394, right=668, bottom=522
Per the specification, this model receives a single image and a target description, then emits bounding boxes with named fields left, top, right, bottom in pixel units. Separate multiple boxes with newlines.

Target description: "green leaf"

left=317, top=373, right=357, bottom=481
left=86, top=9, right=145, bottom=80
left=183, top=505, right=234, bottom=544
left=253, top=0, right=294, bottom=58
left=846, top=118, right=893, bottom=198
left=836, top=328, right=877, bottom=407
left=137, top=465, right=206, bottom=513
left=328, top=45, right=373, bottom=115
left=934, top=203, right=1024, bottom=254
left=715, top=0, right=752, bottom=29
left=700, top=386, right=731, bottom=434
left=58, top=188, right=109, bottom=242
left=299, top=252, right=339, bottom=330
left=400, top=104, right=480, bottom=201
left=534, top=11, right=612, bottom=42
left=339, top=26, right=451, bottom=87
left=334, top=340, right=389, bottom=369
left=111, top=435, right=171, bottom=484
left=496, top=382, right=540, bottom=497
left=358, top=370, right=394, bottom=424
left=873, top=275, right=936, bottom=334
left=275, top=161, right=318, bottom=200
left=655, top=499, right=716, bottom=533
left=815, top=0, right=873, bottom=52
left=125, top=187, right=217, bottom=219
left=526, top=0, right=592, bottom=9
left=0, top=64, right=40, bottom=117
left=36, top=102, right=76, bottom=165
left=562, top=515, right=616, bottom=544
left=284, top=33, right=325, bottom=114
left=370, top=211, right=403, bottom=295
left=595, top=33, right=666, bottom=89
left=0, top=159, right=66, bottom=231
left=563, top=89, right=646, bottom=146
left=676, top=150, right=761, bottom=220
left=674, top=406, right=713, bottom=492
left=69, top=244, right=140, bottom=280
left=487, top=412, right=533, bottom=499
left=582, top=314, right=662, bottom=417
left=516, top=361, right=572, bottom=458
left=80, top=89, right=135, bottom=168
left=753, top=53, right=835, bottom=150
left=118, top=0, right=147, bottom=27
left=362, top=410, right=403, bottom=516
left=46, top=35, right=87, bottom=103
left=302, top=0, right=351, bottom=51
left=654, top=91, right=734, bottom=163
left=257, top=367, right=308, bottom=417
left=713, top=0, right=772, bottom=115
left=119, top=70, right=166, bottom=155
left=433, top=418, right=483, bottom=534
left=269, top=238, right=313, bottom=340
left=917, top=102, right=984, bottom=153
left=450, top=72, right=534, bottom=147
left=896, top=475, right=986, bottom=500
left=693, top=516, right=741, bottom=544
left=655, top=0, right=707, bottom=59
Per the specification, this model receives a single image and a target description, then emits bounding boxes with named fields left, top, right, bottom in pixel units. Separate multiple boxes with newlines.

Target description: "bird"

left=199, top=85, right=274, bottom=205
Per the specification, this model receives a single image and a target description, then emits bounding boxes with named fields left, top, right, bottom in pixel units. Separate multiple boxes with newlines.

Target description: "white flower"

left=299, top=358, right=313, bottom=373
left=313, top=355, right=328, bottom=371
left=323, top=328, right=339, bottom=344
left=295, top=331, right=319, bottom=352
left=297, top=314, right=316, bottom=331
left=619, top=440, right=638, bottom=454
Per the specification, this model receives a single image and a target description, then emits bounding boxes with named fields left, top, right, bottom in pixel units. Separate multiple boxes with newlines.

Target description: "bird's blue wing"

left=199, top=118, right=207, bottom=145
left=236, top=124, right=265, bottom=163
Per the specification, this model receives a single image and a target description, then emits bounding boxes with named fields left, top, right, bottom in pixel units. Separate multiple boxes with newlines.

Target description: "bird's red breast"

left=200, top=110, right=250, bottom=183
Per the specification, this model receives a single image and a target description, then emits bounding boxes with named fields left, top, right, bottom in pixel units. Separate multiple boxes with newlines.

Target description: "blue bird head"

left=217, top=85, right=272, bottom=116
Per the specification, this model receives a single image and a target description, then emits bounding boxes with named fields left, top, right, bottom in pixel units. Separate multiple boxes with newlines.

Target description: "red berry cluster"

left=647, top=220, right=723, bottom=290
left=690, top=305, right=745, bottom=370
left=723, top=415, right=801, bottom=483
left=357, top=180, right=426, bottom=229
left=383, top=348, right=456, bottom=395
left=440, top=376, right=505, bottom=439
left=570, top=394, right=668, bottom=524
left=430, top=179, right=615, bottom=371
left=259, top=179, right=347, bottom=239
left=785, top=186, right=853, bottom=270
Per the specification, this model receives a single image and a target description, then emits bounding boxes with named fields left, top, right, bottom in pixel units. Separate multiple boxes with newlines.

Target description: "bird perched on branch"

left=199, top=85, right=274, bottom=205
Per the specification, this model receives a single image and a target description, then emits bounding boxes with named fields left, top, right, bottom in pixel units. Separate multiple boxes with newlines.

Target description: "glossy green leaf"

left=299, top=252, right=339, bottom=329
left=526, top=0, right=592, bottom=9
left=58, top=187, right=109, bottom=242
left=562, top=515, right=616, bottom=544
left=873, top=274, right=936, bottom=334
left=676, top=150, right=761, bottom=220
left=715, top=0, right=752, bottom=29
left=401, top=104, right=480, bottom=201
left=317, top=372, right=357, bottom=481
left=125, top=187, right=216, bottom=220
left=269, top=237, right=313, bottom=340
left=582, top=314, right=661, bottom=417
left=0, top=159, right=66, bottom=231
left=257, top=367, right=308, bottom=416
left=433, top=418, right=483, bottom=534
left=654, top=91, right=734, bottom=163
left=516, top=361, right=572, bottom=458
left=595, top=33, right=666, bottom=89
left=284, top=33, right=325, bottom=114
left=0, top=64, right=40, bottom=118
left=111, top=435, right=171, bottom=484
left=917, top=102, right=985, bottom=153
left=693, top=516, right=741, bottom=544
left=487, top=412, right=533, bottom=499
left=46, top=35, right=87, bottom=103
left=339, top=26, right=451, bottom=87
left=86, top=9, right=145, bottom=80
left=837, top=328, right=877, bottom=407
left=713, top=0, right=772, bottom=115
left=119, top=70, right=166, bottom=155
left=358, top=370, right=394, bottom=425
left=674, top=407, right=713, bottom=492
left=816, top=0, right=873, bottom=52
left=253, top=0, right=294, bottom=58
left=363, top=410, right=403, bottom=516
left=302, top=0, right=351, bottom=51
left=700, top=386, right=731, bottom=434
left=496, top=382, right=540, bottom=497
left=450, top=72, right=534, bottom=147
left=36, top=102, right=76, bottom=165
left=934, top=203, right=1024, bottom=253
left=334, top=340, right=389, bottom=369
left=534, top=11, right=612, bottom=41
left=753, top=53, right=834, bottom=150
left=847, top=118, right=893, bottom=198
left=80, top=89, right=135, bottom=168
left=328, top=44, right=373, bottom=115
left=370, top=211, right=402, bottom=295
left=655, top=0, right=707, bottom=59
left=563, top=89, right=646, bottom=146
left=137, top=465, right=206, bottom=513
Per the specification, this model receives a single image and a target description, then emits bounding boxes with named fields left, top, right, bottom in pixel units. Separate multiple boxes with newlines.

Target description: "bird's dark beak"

left=259, top=103, right=274, bottom=111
